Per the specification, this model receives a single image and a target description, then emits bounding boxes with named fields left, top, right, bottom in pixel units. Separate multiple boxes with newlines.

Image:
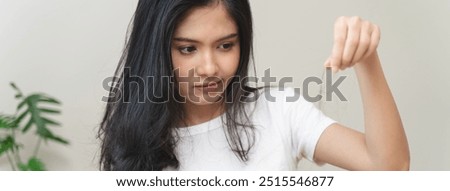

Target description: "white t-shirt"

left=170, top=87, right=336, bottom=170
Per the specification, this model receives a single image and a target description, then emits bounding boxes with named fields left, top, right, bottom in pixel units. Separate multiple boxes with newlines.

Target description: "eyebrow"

left=173, top=33, right=238, bottom=43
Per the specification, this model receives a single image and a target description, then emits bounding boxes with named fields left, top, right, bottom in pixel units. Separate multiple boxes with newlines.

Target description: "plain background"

left=0, top=0, right=449, bottom=170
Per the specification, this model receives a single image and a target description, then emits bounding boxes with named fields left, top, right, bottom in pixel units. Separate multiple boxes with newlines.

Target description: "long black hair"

left=98, top=0, right=258, bottom=170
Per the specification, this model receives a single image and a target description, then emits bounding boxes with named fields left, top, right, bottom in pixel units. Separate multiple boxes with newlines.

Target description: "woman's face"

left=171, top=3, right=240, bottom=106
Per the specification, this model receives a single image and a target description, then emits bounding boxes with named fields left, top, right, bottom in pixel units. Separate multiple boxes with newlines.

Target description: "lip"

left=194, top=81, right=223, bottom=94
left=194, top=81, right=221, bottom=88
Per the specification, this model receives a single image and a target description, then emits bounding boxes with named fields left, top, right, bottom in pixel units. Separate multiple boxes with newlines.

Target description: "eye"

left=218, top=43, right=234, bottom=50
left=178, top=46, right=197, bottom=55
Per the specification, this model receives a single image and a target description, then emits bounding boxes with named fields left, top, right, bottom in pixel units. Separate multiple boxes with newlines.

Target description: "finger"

left=341, top=17, right=362, bottom=70
left=351, top=21, right=372, bottom=64
left=323, top=57, right=331, bottom=67
left=364, top=24, right=381, bottom=59
left=331, top=17, right=348, bottom=73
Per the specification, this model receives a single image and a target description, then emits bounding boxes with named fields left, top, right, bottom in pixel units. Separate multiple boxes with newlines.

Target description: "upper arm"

left=313, top=123, right=375, bottom=170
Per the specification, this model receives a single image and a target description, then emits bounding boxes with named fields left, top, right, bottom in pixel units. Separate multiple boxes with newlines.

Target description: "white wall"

left=0, top=0, right=139, bottom=170
left=0, top=0, right=448, bottom=170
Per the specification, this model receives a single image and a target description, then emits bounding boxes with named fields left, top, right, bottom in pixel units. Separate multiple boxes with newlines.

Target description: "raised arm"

left=313, top=16, right=410, bottom=170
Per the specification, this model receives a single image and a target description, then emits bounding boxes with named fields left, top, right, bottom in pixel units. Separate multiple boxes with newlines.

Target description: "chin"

left=184, top=92, right=224, bottom=106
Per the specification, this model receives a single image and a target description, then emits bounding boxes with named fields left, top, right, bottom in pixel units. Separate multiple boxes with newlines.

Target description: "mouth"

left=194, top=80, right=222, bottom=89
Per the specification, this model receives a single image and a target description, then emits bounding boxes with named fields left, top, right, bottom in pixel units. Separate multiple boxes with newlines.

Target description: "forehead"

left=174, top=3, right=238, bottom=40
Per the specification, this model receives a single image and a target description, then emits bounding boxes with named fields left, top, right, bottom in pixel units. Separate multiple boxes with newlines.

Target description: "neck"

left=181, top=101, right=225, bottom=127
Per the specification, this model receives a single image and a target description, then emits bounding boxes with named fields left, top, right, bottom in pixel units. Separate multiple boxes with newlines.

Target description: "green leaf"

left=37, top=125, right=52, bottom=138
left=5, top=84, right=69, bottom=171
left=39, top=108, right=61, bottom=114
left=36, top=127, right=69, bottom=145
left=22, top=118, right=34, bottom=133
left=0, top=136, right=15, bottom=157
left=27, top=157, right=46, bottom=171
left=48, top=135, right=69, bottom=145
left=19, top=94, right=64, bottom=137
left=10, top=82, right=23, bottom=99
left=42, top=117, right=61, bottom=126
left=15, top=110, right=29, bottom=124
left=10, top=82, right=18, bottom=90
left=38, top=96, right=61, bottom=105
left=0, top=116, right=16, bottom=129
left=17, top=158, right=46, bottom=171
left=17, top=99, right=27, bottom=110
left=18, top=163, right=29, bottom=171
left=30, top=105, right=45, bottom=130
left=17, top=94, right=40, bottom=110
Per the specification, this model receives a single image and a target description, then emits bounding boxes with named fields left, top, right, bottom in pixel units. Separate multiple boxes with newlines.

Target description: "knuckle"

left=351, top=16, right=362, bottom=23
left=348, top=17, right=362, bottom=29
left=342, top=57, right=351, bottom=65
left=335, top=16, right=347, bottom=25
left=361, top=38, right=371, bottom=47
left=330, top=54, right=340, bottom=60
left=370, top=24, right=378, bottom=31
left=362, top=21, right=371, bottom=28
left=375, top=24, right=381, bottom=33
left=337, top=16, right=347, bottom=21
left=334, top=35, right=346, bottom=43
left=350, top=37, right=359, bottom=45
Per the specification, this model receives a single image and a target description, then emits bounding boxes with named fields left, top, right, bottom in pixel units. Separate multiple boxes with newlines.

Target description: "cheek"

left=223, top=48, right=240, bottom=75
left=171, top=51, right=190, bottom=77
left=171, top=50, right=182, bottom=70
left=171, top=51, right=192, bottom=95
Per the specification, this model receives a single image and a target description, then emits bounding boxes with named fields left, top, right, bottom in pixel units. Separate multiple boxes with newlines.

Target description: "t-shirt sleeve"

left=281, top=87, right=337, bottom=164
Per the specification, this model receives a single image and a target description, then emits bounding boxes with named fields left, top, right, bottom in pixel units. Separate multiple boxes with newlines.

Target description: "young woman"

left=98, top=0, right=410, bottom=171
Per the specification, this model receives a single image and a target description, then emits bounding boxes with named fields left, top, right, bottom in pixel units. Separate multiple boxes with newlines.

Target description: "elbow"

left=391, top=159, right=410, bottom=171
left=379, top=145, right=411, bottom=171
left=371, top=153, right=410, bottom=171
left=398, top=156, right=410, bottom=171
left=383, top=155, right=410, bottom=171
left=396, top=150, right=411, bottom=171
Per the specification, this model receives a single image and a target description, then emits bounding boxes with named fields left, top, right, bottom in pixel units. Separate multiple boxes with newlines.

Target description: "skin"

left=315, top=16, right=410, bottom=170
left=171, top=3, right=240, bottom=126
left=172, top=4, right=410, bottom=170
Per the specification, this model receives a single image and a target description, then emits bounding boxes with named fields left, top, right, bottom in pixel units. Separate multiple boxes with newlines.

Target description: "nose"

left=196, top=50, right=218, bottom=77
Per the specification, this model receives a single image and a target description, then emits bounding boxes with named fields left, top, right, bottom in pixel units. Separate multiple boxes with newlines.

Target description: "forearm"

left=354, top=52, right=410, bottom=170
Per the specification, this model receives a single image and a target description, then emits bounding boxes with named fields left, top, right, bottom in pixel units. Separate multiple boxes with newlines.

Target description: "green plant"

left=0, top=82, right=69, bottom=170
